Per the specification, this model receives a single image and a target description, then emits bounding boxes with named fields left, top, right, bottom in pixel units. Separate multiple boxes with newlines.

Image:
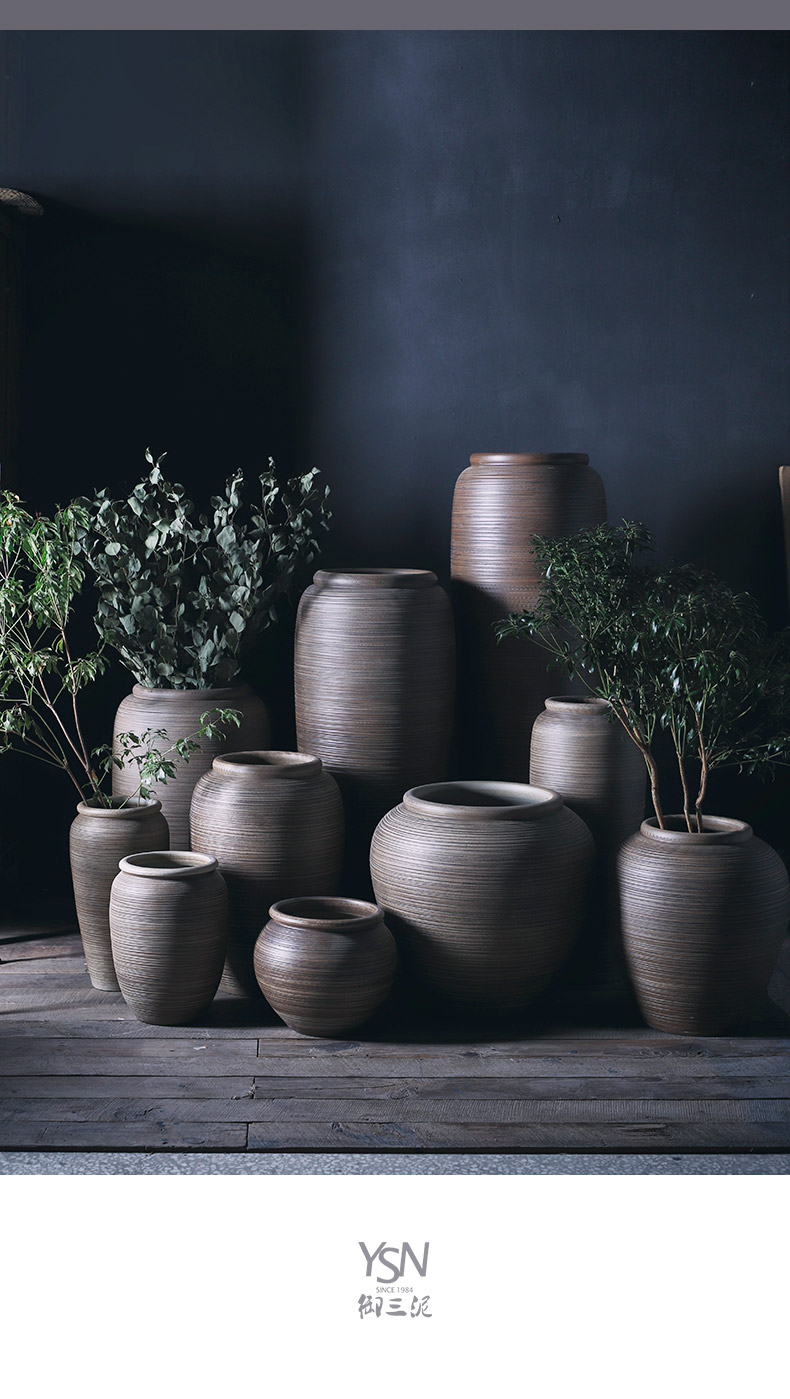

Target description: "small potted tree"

left=0, top=491, right=239, bottom=990
left=498, top=520, right=790, bottom=1033
left=81, top=451, right=330, bottom=848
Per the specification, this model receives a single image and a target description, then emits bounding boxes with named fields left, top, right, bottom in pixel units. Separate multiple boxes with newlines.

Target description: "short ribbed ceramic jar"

left=370, top=781, right=594, bottom=1015
left=530, top=696, right=647, bottom=983
left=619, top=817, right=790, bottom=1034
left=69, top=797, right=170, bottom=992
left=294, top=568, right=455, bottom=889
left=190, top=751, right=344, bottom=998
left=112, top=684, right=270, bottom=851
left=109, top=851, right=228, bottom=1025
left=254, top=896, right=398, bottom=1037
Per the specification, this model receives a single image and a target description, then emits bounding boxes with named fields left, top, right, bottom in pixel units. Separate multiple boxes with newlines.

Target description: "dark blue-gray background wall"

left=1, top=30, right=789, bottom=878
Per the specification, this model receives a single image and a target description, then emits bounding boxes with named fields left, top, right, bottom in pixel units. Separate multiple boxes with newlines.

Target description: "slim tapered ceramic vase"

left=529, top=696, right=646, bottom=984
left=370, top=780, right=594, bottom=1016
left=190, top=751, right=344, bottom=997
left=451, top=452, right=607, bottom=779
left=69, top=797, right=170, bottom=992
left=109, top=851, right=228, bottom=1025
left=619, top=816, right=790, bottom=1034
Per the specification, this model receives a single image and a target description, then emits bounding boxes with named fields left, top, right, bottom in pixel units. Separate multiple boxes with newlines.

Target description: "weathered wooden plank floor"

left=2, top=907, right=789, bottom=1153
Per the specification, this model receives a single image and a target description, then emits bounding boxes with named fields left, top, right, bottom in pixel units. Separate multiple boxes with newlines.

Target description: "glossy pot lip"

left=76, top=796, right=163, bottom=818
left=117, top=850, right=219, bottom=878
left=129, top=683, right=252, bottom=698
left=212, top=750, right=321, bottom=779
left=543, top=696, right=611, bottom=715
left=268, top=896, right=383, bottom=932
left=469, top=452, right=590, bottom=467
left=403, top=781, right=563, bottom=820
left=312, top=568, right=437, bottom=590
left=638, top=815, right=752, bottom=845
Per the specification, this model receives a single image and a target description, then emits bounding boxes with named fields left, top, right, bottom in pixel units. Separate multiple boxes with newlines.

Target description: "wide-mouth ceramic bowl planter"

left=619, top=816, right=790, bottom=1034
left=109, top=850, right=228, bottom=1025
left=370, top=780, right=594, bottom=1016
left=69, top=796, right=169, bottom=992
left=253, top=895, right=397, bottom=1037
left=190, top=750, right=344, bottom=999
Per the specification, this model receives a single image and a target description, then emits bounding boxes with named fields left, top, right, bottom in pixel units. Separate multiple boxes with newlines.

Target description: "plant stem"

left=676, top=748, right=694, bottom=832
left=695, top=726, right=709, bottom=834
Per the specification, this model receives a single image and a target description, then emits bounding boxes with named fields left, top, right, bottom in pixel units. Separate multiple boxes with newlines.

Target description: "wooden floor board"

left=1, top=916, right=788, bottom=1154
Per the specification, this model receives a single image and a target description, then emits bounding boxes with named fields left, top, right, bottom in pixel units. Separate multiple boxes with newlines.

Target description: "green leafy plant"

left=81, top=450, right=331, bottom=688
left=496, top=520, right=790, bottom=831
left=95, top=712, right=242, bottom=805
left=0, top=490, right=240, bottom=805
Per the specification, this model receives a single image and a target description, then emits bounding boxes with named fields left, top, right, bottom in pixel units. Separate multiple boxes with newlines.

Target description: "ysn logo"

left=359, top=1242, right=430, bottom=1283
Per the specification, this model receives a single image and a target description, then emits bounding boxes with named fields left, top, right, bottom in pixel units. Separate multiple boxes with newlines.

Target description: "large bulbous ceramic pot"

left=112, top=684, right=270, bottom=851
left=530, top=697, right=646, bottom=984
left=619, top=817, right=790, bottom=1034
left=69, top=797, right=170, bottom=992
left=451, top=452, right=607, bottom=780
left=190, top=751, right=344, bottom=998
left=370, top=780, right=594, bottom=1016
left=254, top=896, right=398, bottom=1037
left=109, top=851, right=228, bottom=1025
left=294, top=568, right=455, bottom=889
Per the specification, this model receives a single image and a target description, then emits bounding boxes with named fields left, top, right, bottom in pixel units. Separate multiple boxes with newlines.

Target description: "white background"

left=2, top=1173, right=786, bottom=1398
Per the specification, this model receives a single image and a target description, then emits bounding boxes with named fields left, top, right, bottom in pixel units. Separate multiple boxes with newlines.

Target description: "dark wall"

left=1, top=30, right=789, bottom=883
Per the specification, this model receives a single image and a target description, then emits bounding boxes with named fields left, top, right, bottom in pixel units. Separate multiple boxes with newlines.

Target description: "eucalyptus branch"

left=79, top=451, right=331, bottom=688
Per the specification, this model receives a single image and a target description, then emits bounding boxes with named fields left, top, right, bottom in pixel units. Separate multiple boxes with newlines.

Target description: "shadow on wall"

left=6, top=197, right=312, bottom=897
left=671, top=467, right=789, bottom=631
left=18, top=198, right=312, bottom=510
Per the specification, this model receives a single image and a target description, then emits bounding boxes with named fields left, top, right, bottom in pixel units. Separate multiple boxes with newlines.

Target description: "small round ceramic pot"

left=253, top=896, right=398, bottom=1037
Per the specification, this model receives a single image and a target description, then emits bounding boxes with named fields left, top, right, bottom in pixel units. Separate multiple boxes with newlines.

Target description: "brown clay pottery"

left=254, top=896, right=397, bottom=1037
left=112, top=683, right=270, bottom=851
left=69, top=797, right=170, bottom=992
left=190, top=751, right=344, bottom=998
left=619, top=816, right=790, bottom=1034
left=294, top=568, right=455, bottom=888
left=370, top=779, right=594, bottom=1016
left=530, top=696, right=646, bottom=983
left=451, top=452, right=607, bottom=780
left=109, top=851, right=228, bottom=1025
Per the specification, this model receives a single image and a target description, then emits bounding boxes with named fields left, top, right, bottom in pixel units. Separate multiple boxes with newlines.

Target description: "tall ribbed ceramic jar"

left=109, top=851, right=228, bottom=1026
left=619, top=816, right=790, bottom=1035
left=69, top=797, right=170, bottom=992
left=112, top=683, right=270, bottom=851
left=529, top=697, right=646, bottom=984
left=294, top=569, right=455, bottom=890
left=370, top=780, right=594, bottom=1016
left=451, top=452, right=607, bottom=779
left=190, top=751, right=344, bottom=997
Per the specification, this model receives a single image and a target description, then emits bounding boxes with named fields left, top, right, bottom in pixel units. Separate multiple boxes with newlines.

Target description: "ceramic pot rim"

left=76, top=796, right=162, bottom=818
left=268, top=896, right=383, bottom=932
left=544, top=696, right=611, bottom=715
left=639, top=815, right=752, bottom=845
left=212, top=750, right=321, bottom=778
left=469, top=452, right=590, bottom=467
left=118, top=850, right=219, bottom=878
left=130, top=683, right=252, bottom=699
left=312, top=568, right=437, bottom=590
left=403, top=781, right=563, bottom=820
